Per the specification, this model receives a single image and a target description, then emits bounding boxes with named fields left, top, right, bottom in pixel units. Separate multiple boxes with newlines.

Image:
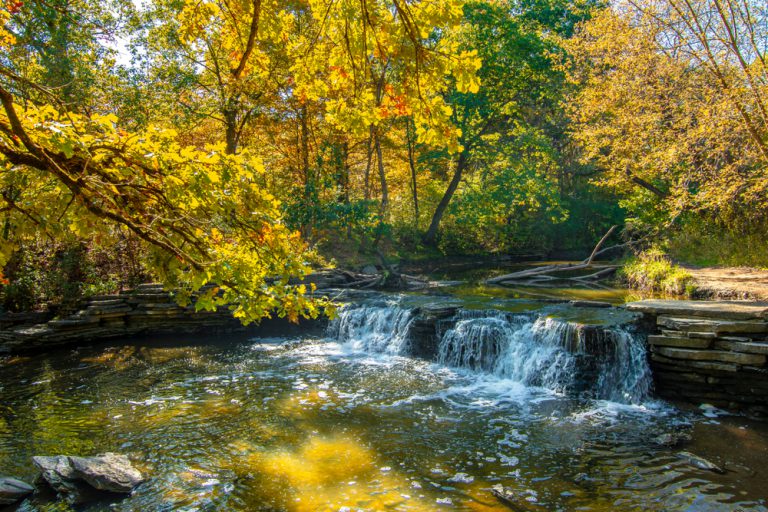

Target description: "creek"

left=1, top=286, right=767, bottom=511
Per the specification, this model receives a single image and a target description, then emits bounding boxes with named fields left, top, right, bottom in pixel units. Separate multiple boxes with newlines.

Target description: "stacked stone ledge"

left=626, top=299, right=768, bottom=417
left=0, top=284, right=253, bottom=354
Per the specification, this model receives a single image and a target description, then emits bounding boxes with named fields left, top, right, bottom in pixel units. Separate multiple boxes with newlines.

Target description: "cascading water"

left=330, top=301, right=653, bottom=404
left=439, top=311, right=652, bottom=403
left=328, top=302, right=415, bottom=354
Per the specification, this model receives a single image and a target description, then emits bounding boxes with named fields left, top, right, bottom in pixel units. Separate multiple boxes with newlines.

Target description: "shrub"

left=621, top=248, right=695, bottom=296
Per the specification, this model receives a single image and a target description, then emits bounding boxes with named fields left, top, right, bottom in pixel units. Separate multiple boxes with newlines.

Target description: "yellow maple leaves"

left=0, top=98, right=332, bottom=324
left=0, top=1, right=16, bottom=49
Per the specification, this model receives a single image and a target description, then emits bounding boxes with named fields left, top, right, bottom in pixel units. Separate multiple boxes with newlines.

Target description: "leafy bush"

left=1, top=236, right=150, bottom=314
left=621, top=248, right=695, bottom=296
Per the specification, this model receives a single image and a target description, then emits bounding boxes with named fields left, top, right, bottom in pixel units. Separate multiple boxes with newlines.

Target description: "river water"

left=1, top=293, right=767, bottom=511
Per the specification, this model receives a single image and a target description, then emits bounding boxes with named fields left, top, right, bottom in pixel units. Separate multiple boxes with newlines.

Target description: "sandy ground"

left=685, top=266, right=768, bottom=300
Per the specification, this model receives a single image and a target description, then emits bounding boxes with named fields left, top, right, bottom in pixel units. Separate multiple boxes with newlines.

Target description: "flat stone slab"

left=654, top=346, right=766, bottom=365
left=657, top=316, right=768, bottom=335
left=48, top=317, right=101, bottom=329
left=651, top=353, right=740, bottom=372
left=648, top=334, right=712, bottom=349
left=626, top=300, right=768, bottom=320
left=715, top=339, right=768, bottom=355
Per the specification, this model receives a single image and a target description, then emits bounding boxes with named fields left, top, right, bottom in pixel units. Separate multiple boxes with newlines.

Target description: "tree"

left=422, top=0, right=590, bottom=247
left=1, top=0, right=481, bottom=318
left=564, top=4, right=768, bottom=229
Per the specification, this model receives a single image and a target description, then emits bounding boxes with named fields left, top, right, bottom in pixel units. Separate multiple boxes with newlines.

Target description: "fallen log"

left=485, top=225, right=621, bottom=285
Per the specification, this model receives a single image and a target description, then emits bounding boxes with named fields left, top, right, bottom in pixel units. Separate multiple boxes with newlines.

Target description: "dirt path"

left=685, top=266, right=768, bottom=300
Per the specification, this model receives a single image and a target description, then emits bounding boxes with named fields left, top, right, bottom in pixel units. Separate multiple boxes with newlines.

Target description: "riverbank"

left=688, top=266, right=768, bottom=300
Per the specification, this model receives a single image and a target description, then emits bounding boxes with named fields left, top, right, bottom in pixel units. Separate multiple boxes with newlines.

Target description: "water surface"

left=1, top=311, right=767, bottom=511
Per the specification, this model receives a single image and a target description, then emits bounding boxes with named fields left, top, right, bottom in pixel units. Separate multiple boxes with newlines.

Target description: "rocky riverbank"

left=0, top=283, right=324, bottom=355
left=627, top=299, right=768, bottom=418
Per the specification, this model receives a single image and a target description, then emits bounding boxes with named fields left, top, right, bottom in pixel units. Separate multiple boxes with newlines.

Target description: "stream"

left=1, top=286, right=767, bottom=511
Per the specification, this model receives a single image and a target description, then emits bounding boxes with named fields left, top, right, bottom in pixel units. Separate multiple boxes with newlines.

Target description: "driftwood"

left=299, top=268, right=431, bottom=291
left=485, top=225, right=622, bottom=286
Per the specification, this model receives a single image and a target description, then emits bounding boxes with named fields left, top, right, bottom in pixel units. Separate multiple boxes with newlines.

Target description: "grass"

left=666, top=221, right=768, bottom=269
left=620, top=248, right=696, bottom=297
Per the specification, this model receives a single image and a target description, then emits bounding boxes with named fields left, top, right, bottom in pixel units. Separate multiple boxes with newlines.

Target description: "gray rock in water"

left=676, top=451, right=725, bottom=474
left=68, top=453, right=144, bottom=493
left=33, top=453, right=144, bottom=496
left=0, top=477, right=34, bottom=505
left=32, top=455, right=81, bottom=494
left=361, top=265, right=378, bottom=275
left=653, top=431, right=692, bottom=448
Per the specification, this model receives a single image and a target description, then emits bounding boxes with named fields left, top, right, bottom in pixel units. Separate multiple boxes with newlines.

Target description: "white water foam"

left=328, top=301, right=415, bottom=354
left=329, top=301, right=653, bottom=405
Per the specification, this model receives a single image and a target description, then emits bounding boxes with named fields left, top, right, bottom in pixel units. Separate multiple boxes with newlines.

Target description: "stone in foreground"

left=32, top=455, right=80, bottom=494
left=68, top=453, right=144, bottom=493
left=490, top=484, right=539, bottom=511
left=676, top=451, right=725, bottom=474
left=0, top=476, right=34, bottom=505
left=33, top=453, right=144, bottom=495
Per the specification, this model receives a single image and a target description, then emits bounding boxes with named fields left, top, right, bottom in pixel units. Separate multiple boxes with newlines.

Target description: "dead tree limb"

left=584, top=225, right=617, bottom=265
left=485, top=225, right=621, bottom=285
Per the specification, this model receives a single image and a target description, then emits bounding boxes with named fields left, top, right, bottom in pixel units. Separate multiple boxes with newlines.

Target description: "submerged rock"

left=490, top=484, right=540, bottom=511
left=676, top=451, right=725, bottom=474
left=652, top=431, right=692, bottom=448
left=0, top=477, right=34, bottom=505
left=33, top=453, right=145, bottom=497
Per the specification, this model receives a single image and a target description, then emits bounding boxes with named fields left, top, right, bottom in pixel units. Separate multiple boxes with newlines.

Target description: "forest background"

left=1, top=0, right=766, bottom=321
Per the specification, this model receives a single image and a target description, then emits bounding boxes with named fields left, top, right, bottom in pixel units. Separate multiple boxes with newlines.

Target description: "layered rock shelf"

left=626, top=299, right=768, bottom=417
left=0, top=284, right=322, bottom=354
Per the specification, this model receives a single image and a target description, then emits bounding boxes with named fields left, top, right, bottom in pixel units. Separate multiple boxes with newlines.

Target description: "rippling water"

left=1, top=329, right=767, bottom=511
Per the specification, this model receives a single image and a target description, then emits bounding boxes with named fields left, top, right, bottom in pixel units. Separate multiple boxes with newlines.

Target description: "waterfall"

left=329, top=301, right=652, bottom=403
left=439, top=313, right=652, bottom=403
left=328, top=302, right=415, bottom=354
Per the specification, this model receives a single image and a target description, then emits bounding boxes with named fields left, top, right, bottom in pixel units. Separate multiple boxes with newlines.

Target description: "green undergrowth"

left=666, top=220, right=768, bottom=269
left=620, top=249, right=696, bottom=297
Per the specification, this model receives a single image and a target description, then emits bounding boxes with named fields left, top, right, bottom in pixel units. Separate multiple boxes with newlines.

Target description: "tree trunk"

left=423, top=151, right=468, bottom=246
left=406, top=120, right=419, bottom=225
left=374, top=128, right=388, bottom=214
left=224, top=107, right=238, bottom=155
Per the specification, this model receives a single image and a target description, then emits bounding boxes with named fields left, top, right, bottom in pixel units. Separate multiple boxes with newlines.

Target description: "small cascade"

left=437, top=310, right=530, bottom=372
left=328, top=302, right=415, bottom=354
left=438, top=313, right=652, bottom=403
left=328, top=300, right=652, bottom=404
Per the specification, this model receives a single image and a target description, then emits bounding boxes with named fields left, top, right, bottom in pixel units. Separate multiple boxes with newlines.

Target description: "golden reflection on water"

left=81, top=346, right=137, bottom=368
left=235, top=434, right=445, bottom=511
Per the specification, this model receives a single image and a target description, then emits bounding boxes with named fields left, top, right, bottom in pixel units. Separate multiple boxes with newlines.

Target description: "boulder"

left=652, top=431, right=692, bottom=448
left=68, top=453, right=144, bottom=493
left=33, top=453, right=144, bottom=495
left=0, top=477, right=34, bottom=505
left=32, top=455, right=80, bottom=494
